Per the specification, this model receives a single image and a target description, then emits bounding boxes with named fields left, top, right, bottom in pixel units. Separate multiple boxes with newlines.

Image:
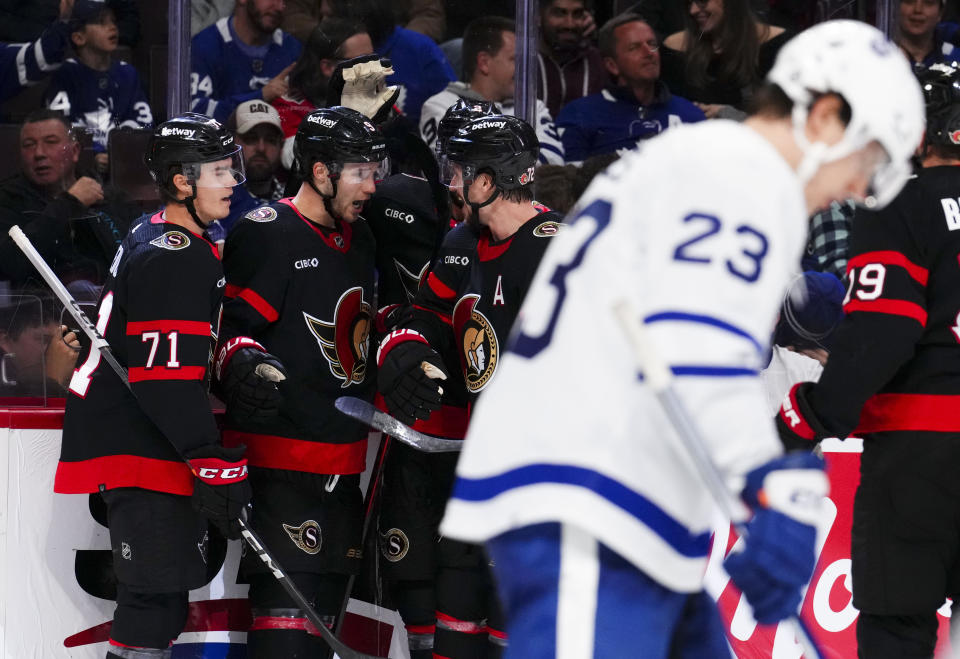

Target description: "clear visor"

left=439, top=157, right=477, bottom=189
left=332, top=159, right=391, bottom=184
left=182, top=151, right=246, bottom=188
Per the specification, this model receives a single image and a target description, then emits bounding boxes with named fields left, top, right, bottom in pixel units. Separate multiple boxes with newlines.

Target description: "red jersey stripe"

left=225, top=284, right=280, bottom=322
left=847, top=250, right=929, bottom=286
left=477, top=235, right=513, bottom=261
left=223, top=431, right=367, bottom=474
left=127, top=320, right=211, bottom=336
left=856, top=393, right=960, bottom=433
left=129, top=365, right=207, bottom=382
left=54, top=455, right=194, bottom=495
left=843, top=298, right=927, bottom=326
left=413, top=304, right=452, bottom=326
left=427, top=272, right=457, bottom=299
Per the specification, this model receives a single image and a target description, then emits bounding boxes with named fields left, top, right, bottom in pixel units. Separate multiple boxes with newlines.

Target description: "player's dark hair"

left=289, top=18, right=367, bottom=106
left=926, top=141, right=960, bottom=160
left=597, top=13, right=649, bottom=60
left=22, top=108, right=73, bottom=135
left=499, top=184, right=535, bottom=204
left=533, top=164, right=579, bottom=213
left=748, top=84, right=853, bottom=128
left=681, top=0, right=765, bottom=91
left=463, top=16, right=515, bottom=81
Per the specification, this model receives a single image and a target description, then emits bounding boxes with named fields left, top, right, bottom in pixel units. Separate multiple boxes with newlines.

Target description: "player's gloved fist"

left=377, top=329, right=447, bottom=425
left=326, top=54, right=400, bottom=124
left=186, top=444, right=252, bottom=540
left=776, top=382, right=830, bottom=452
left=219, top=345, right=287, bottom=424
left=375, top=303, right=411, bottom=334
left=724, top=452, right=828, bottom=624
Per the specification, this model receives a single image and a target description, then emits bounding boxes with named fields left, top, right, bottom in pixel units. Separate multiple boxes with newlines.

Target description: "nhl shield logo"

left=303, top=287, right=372, bottom=387
left=380, top=528, right=410, bottom=562
left=282, top=520, right=322, bottom=555
left=453, top=294, right=499, bottom=393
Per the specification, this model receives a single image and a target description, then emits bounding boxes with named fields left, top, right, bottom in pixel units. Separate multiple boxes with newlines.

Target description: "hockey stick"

left=611, top=299, right=824, bottom=659
left=8, top=225, right=386, bottom=659
left=335, top=396, right=463, bottom=452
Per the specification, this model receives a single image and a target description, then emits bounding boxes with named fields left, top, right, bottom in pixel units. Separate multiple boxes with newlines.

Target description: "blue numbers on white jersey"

left=673, top=213, right=769, bottom=283
left=511, top=199, right=611, bottom=358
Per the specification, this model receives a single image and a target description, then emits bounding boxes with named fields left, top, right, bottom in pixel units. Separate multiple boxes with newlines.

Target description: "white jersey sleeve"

left=441, top=120, right=808, bottom=592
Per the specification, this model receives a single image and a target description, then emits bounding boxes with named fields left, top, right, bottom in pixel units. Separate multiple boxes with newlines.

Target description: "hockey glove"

left=216, top=339, right=287, bottom=424
left=186, top=444, right=252, bottom=540
left=377, top=329, right=447, bottom=425
left=724, top=452, right=828, bottom=625
left=326, top=54, right=400, bottom=124
left=776, top=382, right=831, bottom=452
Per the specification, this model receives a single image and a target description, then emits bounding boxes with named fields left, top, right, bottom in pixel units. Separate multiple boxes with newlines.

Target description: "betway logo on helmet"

left=160, top=126, right=196, bottom=138
left=469, top=120, right=507, bottom=131
left=307, top=115, right=338, bottom=128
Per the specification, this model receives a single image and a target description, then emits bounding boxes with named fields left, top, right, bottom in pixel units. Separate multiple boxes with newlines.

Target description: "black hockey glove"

left=216, top=339, right=287, bottom=424
left=186, top=444, right=252, bottom=540
left=326, top=54, right=400, bottom=124
left=377, top=329, right=447, bottom=425
left=775, top=382, right=831, bottom=452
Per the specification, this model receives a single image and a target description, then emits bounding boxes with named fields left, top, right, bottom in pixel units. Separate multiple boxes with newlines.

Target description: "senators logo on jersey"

left=453, top=294, right=499, bottom=393
left=394, top=258, right=430, bottom=303
left=303, top=287, right=372, bottom=387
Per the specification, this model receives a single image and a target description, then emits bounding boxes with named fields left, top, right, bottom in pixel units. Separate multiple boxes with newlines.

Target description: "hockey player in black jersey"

left=777, top=65, right=960, bottom=657
left=375, top=114, right=564, bottom=659
left=216, top=105, right=388, bottom=658
left=55, top=114, right=249, bottom=659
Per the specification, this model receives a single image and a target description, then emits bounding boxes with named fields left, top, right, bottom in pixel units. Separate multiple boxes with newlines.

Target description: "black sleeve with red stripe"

left=124, top=244, right=222, bottom=456
left=218, top=212, right=289, bottom=373
left=777, top=200, right=928, bottom=443
left=402, top=223, right=477, bottom=348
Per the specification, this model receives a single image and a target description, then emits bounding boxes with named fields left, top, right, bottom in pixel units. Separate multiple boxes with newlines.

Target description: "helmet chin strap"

left=464, top=181, right=500, bottom=216
left=307, top=171, right=343, bottom=222
left=790, top=103, right=859, bottom=185
left=172, top=182, right=209, bottom=229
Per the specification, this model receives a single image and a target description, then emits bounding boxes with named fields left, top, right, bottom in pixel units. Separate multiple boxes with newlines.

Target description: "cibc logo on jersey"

left=303, top=287, right=372, bottom=387
left=453, top=294, right=499, bottom=393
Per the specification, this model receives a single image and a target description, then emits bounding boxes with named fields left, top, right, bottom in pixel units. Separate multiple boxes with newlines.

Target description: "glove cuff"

left=377, top=328, right=429, bottom=367
left=189, top=456, right=249, bottom=484
left=778, top=382, right=819, bottom=443
left=375, top=304, right=401, bottom=334
left=215, top=336, right=266, bottom=381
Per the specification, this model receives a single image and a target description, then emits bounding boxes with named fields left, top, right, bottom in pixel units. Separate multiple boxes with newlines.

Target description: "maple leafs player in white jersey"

left=439, top=20, right=925, bottom=658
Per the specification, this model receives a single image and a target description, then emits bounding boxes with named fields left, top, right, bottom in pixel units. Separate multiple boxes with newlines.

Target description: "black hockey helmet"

left=293, top=105, right=389, bottom=180
left=918, top=63, right=960, bottom=146
left=442, top=115, right=539, bottom=193
left=145, top=113, right=244, bottom=192
left=436, top=98, right=500, bottom=158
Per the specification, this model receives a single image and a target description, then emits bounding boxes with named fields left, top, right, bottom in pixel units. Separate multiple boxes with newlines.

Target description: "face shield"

left=182, top=150, right=246, bottom=189
left=332, top=158, right=391, bottom=184
left=439, top=157, right=479, bottom=190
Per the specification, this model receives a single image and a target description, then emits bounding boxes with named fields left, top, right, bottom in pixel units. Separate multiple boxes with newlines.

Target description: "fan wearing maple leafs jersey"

left=376, top=114, right=562, bottom=659
left=216, top=106, right=387, bottom=658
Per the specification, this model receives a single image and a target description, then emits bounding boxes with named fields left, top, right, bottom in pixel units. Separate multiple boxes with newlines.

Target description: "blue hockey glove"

left=724, top=452, right=828, bottom=624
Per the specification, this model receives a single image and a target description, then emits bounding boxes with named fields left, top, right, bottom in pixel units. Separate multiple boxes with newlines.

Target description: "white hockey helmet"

left=767, top=20, right=925, bottom=208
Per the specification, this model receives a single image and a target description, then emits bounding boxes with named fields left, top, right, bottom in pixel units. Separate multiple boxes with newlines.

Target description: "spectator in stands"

left=0, top=0, right=76, bottom=104
left=420, top=17, right=564, bottom=164
left=556, top=14, right=703, bottom=162
left=191, top=0, right=302, bottom=123
left=274, top=17, right=373, bottom=169
left=0, top=110, right=139, bottom=290
left=208, top=99, right=286, bottom=246
left=192, top=0, right=234, bottom=35
left=805, top=200, right=855, bottom=279
left=533, top=163, right=579, bottom=214
left=896, top=0, right=960, bottom=70
left=44, top=4, right=152, bottom=174
left=661, top=0, right=791, bottom=119
left=0, top=0, right=140, bottom=48
left=284, top=0, right=446, bottom=45
left=0, top=293, right=79, bottom=397
left=333, top=0, right=454, bottom=125
left=537, top=0, right=608, bottom=118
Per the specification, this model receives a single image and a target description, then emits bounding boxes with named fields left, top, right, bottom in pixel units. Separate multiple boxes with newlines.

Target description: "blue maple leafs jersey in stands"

left=190, top=17, right=300, bottom=123
left=44, top=58, right=152, bottom=151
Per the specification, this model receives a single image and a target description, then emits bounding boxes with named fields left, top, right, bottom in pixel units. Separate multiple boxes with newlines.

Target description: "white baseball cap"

left=234, top=100, right=283, bottom=136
